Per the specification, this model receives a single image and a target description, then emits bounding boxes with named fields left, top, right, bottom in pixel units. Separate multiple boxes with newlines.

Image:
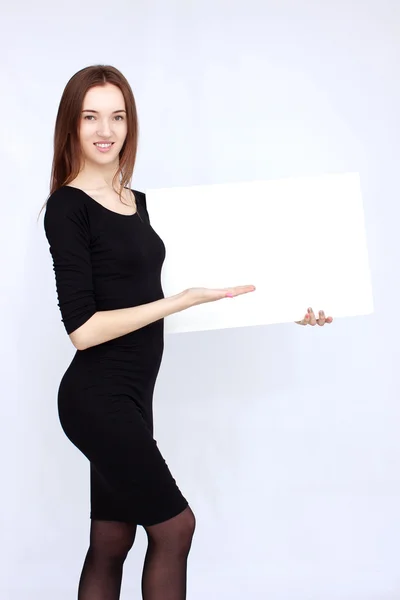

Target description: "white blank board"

left=145, top=173, right=373, bottom=334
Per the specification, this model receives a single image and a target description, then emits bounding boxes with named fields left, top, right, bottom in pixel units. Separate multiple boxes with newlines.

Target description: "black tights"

left=77, top=507, right=195, bottom=600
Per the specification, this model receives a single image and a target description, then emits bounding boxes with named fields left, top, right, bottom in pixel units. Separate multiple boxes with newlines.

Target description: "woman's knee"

left=145, top=506, right=196, bottom=556
left=179, top=506, right=196, bottom=546
left=89, top=520, right=137, bottom=562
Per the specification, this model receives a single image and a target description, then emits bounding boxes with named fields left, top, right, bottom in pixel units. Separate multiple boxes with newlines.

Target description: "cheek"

left=77, top=135, right=94, bottom=158
left=119, top=124, right=128, bottom=141
left=79, top=122, right=93, bottom=140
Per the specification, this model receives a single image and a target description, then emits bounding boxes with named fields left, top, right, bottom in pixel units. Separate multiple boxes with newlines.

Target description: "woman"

left=42, top=64, right=332, bottom=600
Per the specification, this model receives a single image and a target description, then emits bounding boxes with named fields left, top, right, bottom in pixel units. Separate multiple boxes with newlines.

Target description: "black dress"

left=44, top=185, right=188, bottom=526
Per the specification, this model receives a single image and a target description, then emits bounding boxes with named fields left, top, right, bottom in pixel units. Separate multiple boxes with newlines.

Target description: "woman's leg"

left=141, top=506, right=196, bottom=600
left=77, top=519, right=137, bottom=600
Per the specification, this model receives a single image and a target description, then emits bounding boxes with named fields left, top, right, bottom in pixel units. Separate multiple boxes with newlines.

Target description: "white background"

left=3, top=0, right=400, bottom=598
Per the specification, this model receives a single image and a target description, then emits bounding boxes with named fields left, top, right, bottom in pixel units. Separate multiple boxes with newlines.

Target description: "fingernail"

left=305, top=314, right=309, bottom=320
left=226, top=293, right=233, bottom=297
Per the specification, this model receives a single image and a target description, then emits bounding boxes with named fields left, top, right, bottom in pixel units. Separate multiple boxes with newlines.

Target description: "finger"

left=326, top=316, right=333, bottom=323
left=235, top=285, right=256, bottom=294
left=295, top=318, right=307, bottom=326
left=307, top=307, right=316, bottom=326
left=317, top=310, right=326, bottom=326
left=225, top=285, right=256, bottom=297
left=295, top=310, right=309, bottom=325
left=296, top=312, right=309, bottom=325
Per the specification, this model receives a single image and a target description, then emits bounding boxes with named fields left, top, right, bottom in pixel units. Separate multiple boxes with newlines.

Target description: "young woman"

left=42, top=64, right=332, bottom=600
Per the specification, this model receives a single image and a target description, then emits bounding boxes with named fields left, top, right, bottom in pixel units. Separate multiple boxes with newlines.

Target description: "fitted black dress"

left=44, top=185, right=188, bottom=526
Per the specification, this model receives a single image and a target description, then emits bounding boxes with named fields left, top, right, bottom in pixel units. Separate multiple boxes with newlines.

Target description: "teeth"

left=95, top=143, right=112, bottom=147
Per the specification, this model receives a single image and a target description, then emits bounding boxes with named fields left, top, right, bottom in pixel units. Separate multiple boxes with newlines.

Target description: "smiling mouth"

left=94, top=142, right=115, bottom=153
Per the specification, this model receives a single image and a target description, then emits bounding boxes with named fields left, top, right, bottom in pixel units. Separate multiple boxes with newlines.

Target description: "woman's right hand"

left=183, top=285, right=256, bottom=308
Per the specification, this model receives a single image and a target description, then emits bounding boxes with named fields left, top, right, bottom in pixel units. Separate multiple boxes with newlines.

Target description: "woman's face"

left=78, top=83, right=128, bottom=170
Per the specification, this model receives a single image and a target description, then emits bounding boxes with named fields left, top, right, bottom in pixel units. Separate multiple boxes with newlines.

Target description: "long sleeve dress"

left=44, top=185, right=188, bottom=525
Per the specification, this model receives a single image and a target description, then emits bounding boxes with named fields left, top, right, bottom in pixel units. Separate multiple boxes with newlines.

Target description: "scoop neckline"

left=64, top=185, right=138, bottom=218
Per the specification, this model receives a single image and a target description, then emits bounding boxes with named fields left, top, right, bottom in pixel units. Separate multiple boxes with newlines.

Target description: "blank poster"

left=145, top=173, right=373, bottom=334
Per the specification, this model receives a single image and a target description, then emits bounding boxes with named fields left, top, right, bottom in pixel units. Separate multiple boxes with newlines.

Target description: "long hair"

left=38, top=64, right=138, bottom=218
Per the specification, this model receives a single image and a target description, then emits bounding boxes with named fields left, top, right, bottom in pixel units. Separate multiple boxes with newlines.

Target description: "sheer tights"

left=77, top=507, right=195, bottom=600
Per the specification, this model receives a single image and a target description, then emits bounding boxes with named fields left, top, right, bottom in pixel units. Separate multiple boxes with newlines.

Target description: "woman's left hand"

left=295, top=307, right=333, bottom=326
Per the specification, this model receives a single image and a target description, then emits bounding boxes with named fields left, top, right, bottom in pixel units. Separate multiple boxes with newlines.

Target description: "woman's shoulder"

left=43, top=186, right=92, bottom=239
left=131, top=189, right=149, bottom=220
left=131, top=188, right=146, bottom=204
left=45, top=185, right=88, bottom=215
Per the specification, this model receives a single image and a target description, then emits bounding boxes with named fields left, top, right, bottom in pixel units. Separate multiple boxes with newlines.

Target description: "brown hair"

left=38, top=64, right=138, bottom=219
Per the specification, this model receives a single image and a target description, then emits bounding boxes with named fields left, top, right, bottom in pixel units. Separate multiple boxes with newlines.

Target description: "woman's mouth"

left=94, top=142, right=114, bottom=153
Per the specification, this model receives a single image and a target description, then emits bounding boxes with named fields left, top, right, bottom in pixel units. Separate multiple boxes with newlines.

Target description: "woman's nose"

left=97, top=121, right=113, bottom=136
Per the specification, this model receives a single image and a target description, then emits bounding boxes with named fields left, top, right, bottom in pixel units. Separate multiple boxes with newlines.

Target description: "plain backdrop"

left=2, top=0, right=400, bottom=598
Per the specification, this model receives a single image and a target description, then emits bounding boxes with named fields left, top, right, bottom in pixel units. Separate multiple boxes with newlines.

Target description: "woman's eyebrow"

left=82, top=109, right=127, bottom=113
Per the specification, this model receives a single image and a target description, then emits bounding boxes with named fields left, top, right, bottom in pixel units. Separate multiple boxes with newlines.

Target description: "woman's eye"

left=83, top=115, right=124, bottom=121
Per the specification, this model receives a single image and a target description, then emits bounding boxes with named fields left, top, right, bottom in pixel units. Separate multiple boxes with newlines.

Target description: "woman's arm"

left=72, top=285, right=255, bottom=350
left=71, top=292, right=188, bottom=350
